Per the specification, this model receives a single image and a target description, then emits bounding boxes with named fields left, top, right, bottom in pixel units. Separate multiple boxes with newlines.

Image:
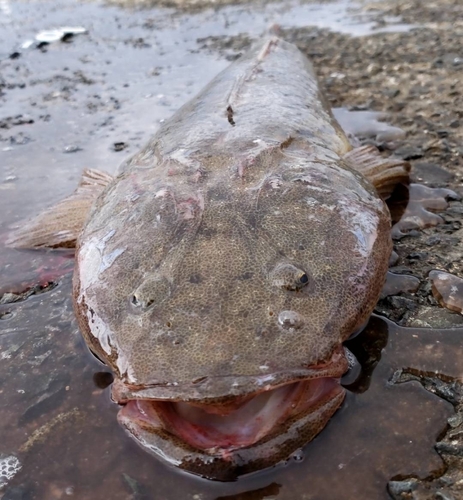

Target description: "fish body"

left=10, top=36, right=408, bottom=480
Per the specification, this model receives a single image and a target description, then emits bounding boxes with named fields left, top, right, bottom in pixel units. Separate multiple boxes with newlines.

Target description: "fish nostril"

left=131, top=275, right=171, bottom=309
left=278, top=310, right=304, bottom=330
left=131, top=294, right=154, bottom=309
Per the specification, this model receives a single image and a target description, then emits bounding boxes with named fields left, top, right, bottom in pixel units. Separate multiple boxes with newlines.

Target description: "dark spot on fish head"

left=189, top=273, right=202, bottom=284
left=238, top=271, right=254, bottom=280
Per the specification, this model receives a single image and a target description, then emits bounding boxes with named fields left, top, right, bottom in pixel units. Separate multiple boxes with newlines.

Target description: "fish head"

left=74, top=159, right=391, bottom=479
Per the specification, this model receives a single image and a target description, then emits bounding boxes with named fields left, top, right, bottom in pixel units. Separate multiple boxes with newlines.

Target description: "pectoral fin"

left=343, top=145, right=410, bottom=199
left=7, top=169, right=114, bottom=249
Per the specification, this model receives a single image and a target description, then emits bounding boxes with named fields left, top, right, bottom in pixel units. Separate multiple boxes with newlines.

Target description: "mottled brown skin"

left=73, top=37, right=392, bottom=478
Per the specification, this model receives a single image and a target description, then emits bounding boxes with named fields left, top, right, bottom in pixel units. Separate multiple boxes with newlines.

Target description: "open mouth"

left=118, top=377, right=341, bottom=453
left=114, top=346, right=350, bottom=460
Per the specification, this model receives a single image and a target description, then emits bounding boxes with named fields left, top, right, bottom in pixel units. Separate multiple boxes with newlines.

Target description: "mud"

left=2, top=0, right=463, bottom=498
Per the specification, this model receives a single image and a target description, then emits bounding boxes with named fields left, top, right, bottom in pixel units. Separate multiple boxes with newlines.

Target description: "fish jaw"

left=114, top=353, right=347, bottom=480
left=117, top=379, right=344, bottom=480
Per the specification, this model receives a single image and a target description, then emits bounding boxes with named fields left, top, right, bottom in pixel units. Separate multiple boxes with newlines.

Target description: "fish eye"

left=297, top=272, right=309, bottom=285
left=269, top=263, right=311, bottom=292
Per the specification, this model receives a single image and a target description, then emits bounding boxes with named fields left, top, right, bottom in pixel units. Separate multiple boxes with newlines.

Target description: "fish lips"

left=112, top=348, right=348, bottom=480
left=116, top=378, right=345, bottom=481
left=111, top=345, right=348, bottom=404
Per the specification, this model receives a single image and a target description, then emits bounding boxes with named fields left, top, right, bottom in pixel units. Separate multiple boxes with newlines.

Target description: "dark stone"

left=407, top=252, right=429, bottom=260
left=388, top=478, right=419, bottom=498
left=389, top=250, right=399, bottom=266
left=436, top=492, right=457, bottom=500
left=382, top=88, right=400, bottom=98
left=411, top=162, right=455, bottom=184
left=0, top=310, right=14, bottom=320
left=446, top=204, right=463, bottom=215
left=9, top=134, right=31, bottom=145
left=388, top=265, right=415, bottom=275
left=387, top=296, right=418, bottom=312
left=426, top=235, right=443, bottom=246
left=0, top=115, right=34, bottom=129
left=439, top=476, right=455, bottom=487
left=394, top=145, right=423, bottom=160
left=113, top=141, right=128, bottom=151
left=436, top=442, right=463, bottom=456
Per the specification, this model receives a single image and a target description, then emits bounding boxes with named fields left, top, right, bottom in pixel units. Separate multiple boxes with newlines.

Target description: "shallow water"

left=0, top=0, right=451, bottom=498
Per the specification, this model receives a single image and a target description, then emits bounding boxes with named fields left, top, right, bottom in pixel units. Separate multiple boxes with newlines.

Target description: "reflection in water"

left=342, top=316, right=389, bottom=394
left=0, top=246, right=74, bottom=296
left=0, top=273, right=461, bottom=499
left=216, top=483, right=281, bottom=500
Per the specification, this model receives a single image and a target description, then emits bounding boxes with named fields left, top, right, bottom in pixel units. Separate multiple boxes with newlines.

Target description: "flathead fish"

left=9, top=36, right=409, bottom=480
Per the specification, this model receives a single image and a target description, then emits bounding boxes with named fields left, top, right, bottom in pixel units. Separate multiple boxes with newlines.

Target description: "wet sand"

left=2, top=0, right=463, bottom=498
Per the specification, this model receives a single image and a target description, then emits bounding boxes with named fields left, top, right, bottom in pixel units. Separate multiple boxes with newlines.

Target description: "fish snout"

left=131, top=275, right=172, bottom=309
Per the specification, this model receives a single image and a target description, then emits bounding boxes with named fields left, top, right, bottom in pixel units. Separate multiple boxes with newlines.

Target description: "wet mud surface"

left=2, top=0, right=463, bottom=498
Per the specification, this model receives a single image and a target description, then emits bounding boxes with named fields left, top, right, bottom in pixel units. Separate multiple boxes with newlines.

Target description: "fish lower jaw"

left=118, top=377, right=342, bottom=455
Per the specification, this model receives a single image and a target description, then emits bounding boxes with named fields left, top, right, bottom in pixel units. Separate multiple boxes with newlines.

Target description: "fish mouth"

left=114, top=349, right=348, bottom=476
left=118, top=377, right=341, bottom=452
